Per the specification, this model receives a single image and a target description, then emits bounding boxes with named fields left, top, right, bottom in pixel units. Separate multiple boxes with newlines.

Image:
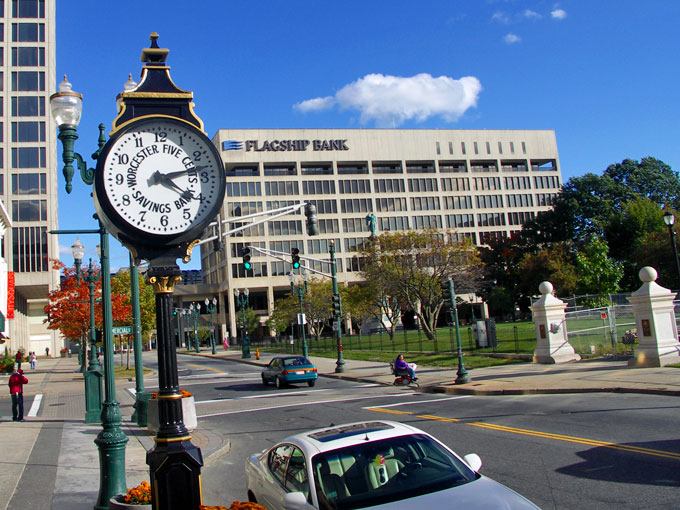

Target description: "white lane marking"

left=27, top=393, right=42, bottom=417
left=144, top=377, right=262, bottom=390
left=362, top=395, right=473, bottom=409
left=197, top=387, right=337, bottom=404
left=198, top=393, right=416, bottom=418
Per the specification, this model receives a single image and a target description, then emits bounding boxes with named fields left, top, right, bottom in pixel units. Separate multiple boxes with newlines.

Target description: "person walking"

left=29, top=352, right=36, bottom=369
left=15, top=350, right=22, bottom=370
left=45, top=346, right=49, bottom=357
left=9, top=367, right=28, bottom=422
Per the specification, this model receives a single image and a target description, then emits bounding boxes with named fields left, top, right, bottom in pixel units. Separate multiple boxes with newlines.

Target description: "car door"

left=262, top=444, right=316, bottom=510
left=264, top=358, right=280, bottom=383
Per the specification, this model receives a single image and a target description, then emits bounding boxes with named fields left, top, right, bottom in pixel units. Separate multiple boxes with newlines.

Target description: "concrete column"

left=628, top=266, right=680, bottom=367
left=530, top=281, right=581, bottom=364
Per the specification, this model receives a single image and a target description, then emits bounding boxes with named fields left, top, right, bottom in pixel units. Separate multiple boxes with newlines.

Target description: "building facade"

left=1, top=0, right=61, bottom=355
left=198, top=129, right=562, bottom=340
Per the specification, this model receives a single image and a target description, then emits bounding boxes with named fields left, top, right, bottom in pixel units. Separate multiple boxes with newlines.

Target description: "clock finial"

left=140, top=32, right=169, bottom=64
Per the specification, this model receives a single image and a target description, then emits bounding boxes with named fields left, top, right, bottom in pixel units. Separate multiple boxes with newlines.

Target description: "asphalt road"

left=144, top=354, right=680, bottom=509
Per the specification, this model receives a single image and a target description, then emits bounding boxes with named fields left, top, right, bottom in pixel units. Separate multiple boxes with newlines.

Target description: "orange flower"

left=150, top=389, right=192, bottom=399
left=123, top=481, right=151, bottom=505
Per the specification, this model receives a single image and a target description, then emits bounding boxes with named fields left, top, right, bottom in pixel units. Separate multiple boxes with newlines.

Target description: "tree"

left=342, top=284, right=375, bottom=338
left=360, top=230, right=484, bottom=340
left=517, top=243, right=578, bottom=298
left=574, top=237, right=624, bottom=299
left=44, top=260, right=131, bottom=344
left=110, top=268, right=157, bottom=346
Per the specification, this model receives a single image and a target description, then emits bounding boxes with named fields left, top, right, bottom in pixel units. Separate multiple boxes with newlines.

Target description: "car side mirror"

left=463, top=453, right=482, bottom=472
left=283, top=491, right=308, bottom=510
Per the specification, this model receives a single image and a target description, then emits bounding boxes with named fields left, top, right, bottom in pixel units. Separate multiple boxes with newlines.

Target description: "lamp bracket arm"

left=72, top=152, right=95, bottom=186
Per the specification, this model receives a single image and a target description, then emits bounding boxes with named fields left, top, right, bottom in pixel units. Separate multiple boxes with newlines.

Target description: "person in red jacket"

left=9, top=367, right=28, bottom=422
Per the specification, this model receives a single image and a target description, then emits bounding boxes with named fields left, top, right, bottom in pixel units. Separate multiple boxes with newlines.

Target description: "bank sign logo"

left=222, top=139, right=349, bottom=152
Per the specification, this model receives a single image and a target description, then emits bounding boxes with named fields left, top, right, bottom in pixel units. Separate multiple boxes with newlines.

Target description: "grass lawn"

left=113, top=366, right=153, bottom=378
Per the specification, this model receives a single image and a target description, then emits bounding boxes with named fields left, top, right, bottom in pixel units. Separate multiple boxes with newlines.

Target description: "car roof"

left=283, top=420, right=426, bottom=455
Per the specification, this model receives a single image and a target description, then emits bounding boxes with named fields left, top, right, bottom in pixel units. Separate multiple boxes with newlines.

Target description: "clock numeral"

left=140, top=211, right=146, bottom=222
left=183, top=208, right=191, bottom=220
left=134, top=137, right=143, bottom=148
left=178, top=135, right=184, bottom=146
left=118, top=154, right=129, bottom=165
left=155, top=131, right=167, bottom=143
left=200, top=171, right=209, bottom=184
left=193, top=150, right=203, bottom=162
left=160, top=215, right=169, bottom=227
left=122, top=195, right=130, bottom=206
left=115, top=174, right=124, bottom=185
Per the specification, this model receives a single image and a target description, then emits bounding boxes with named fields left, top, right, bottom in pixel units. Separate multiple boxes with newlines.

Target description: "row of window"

left=436, top=140, right=528, bottom=157
left=225, top=158, right=558, bottom=177
left=0, top=46, right=46, bottom=67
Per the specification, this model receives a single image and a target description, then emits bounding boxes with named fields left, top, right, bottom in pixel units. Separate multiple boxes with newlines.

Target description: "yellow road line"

left=368, top=407, right=680, bottom=460
left=180, top=361, right=224, bottom=374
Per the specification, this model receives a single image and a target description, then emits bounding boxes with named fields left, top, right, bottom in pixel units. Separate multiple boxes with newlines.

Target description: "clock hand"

left=164, top=165, right=210, bottom=180
left=148, top=171, right=195, bottom=199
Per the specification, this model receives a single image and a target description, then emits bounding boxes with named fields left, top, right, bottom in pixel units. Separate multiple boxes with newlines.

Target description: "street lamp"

left=71, top=237, right=87, bottom=373
left=72, top=239, right=103, bottom=422
left=445, top=278, right=470, bottom=385
left=234, top=288, right=251, bottom=358
left=663, top=210, right=680, bottom=289
left=289, top=270, right=310, bottom=358
left=329, top=241, right=345, bottom=373
left=205, top=297, right=218, bottom=355
left=51, top=77, right=128, bottom=508
left=189, top=302, right=201, bottom=353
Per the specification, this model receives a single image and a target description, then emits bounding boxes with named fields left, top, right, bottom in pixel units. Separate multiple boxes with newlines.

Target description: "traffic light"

left=441, top=278, right=453, bottom=308
left=332, top=293, right=342, bottom=317
left=291, top=247, right=300, bottom=269
left=173, top=308, right=178, bottom=316
left=242, top=247, right=252, bottom=270
left=305, top=203, right=319, bottom=236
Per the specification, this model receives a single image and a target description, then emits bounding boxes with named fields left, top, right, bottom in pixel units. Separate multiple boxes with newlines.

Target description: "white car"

left=245, top=420, right=541, bottom=509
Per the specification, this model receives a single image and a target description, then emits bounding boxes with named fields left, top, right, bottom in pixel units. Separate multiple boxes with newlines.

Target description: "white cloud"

left=491, top=11, right=511, bottom=24
left=551, top=8, right=567, bottom=19
left=295, top=73, right=482, bottom=127
left=293, top=96, right=335, bottom=113
left=504, top=33, right=521, bottom=44
left=523, top=9, right=542, bottom=19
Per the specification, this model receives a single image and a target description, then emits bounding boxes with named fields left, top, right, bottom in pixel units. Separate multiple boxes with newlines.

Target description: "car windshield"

left=311, top=433, right=476, bottom=509
left=283, top=357, right=310, bottom=367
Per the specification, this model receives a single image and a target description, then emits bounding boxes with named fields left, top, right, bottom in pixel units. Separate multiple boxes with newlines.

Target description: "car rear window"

left=309, top=422, right=394, bottom=442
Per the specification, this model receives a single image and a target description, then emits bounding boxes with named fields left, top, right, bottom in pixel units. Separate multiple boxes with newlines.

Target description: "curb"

left=424, top=385, right=680, bottom=397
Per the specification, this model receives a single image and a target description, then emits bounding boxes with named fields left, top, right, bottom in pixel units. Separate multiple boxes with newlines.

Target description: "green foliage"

left=574, top=237, right=623, bottom=296
left=110, top=269, right=156, bottom=345
left=0, top=353, right=15, bottom=373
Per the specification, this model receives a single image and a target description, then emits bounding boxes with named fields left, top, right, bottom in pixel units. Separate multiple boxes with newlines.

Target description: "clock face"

left=94, top=117, right=225, bottom=243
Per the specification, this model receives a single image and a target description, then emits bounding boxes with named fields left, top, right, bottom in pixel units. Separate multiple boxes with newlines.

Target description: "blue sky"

left=54, top=1, right=680, bottom=270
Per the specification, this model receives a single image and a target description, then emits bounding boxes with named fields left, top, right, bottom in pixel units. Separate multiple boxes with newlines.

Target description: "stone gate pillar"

left=628, top=266, right=680, bottom=367
left=530, top=281, right=581, bottom=364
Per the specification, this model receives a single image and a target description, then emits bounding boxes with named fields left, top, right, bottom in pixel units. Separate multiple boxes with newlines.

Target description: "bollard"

left=255, top=348, right=260, bottom=360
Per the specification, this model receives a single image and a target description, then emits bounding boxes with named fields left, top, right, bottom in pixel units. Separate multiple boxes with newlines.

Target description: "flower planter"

left=109, top=495, right=150, bottom=509
left=147, top=395, right=197, bottom=433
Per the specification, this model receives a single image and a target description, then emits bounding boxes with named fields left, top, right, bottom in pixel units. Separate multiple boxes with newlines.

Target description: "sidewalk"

left=0, top=351, right=678, bottom=510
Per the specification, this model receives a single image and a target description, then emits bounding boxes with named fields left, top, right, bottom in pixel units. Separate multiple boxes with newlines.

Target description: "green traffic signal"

left=291, top=247, right=300, bottom=269
left=242, top=247, right=252, bottom=270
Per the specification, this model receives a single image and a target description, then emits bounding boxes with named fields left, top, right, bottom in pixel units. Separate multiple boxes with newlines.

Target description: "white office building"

left=195, top=128, right=562, bottom=341
left=0, top=0, right=61, bottom=355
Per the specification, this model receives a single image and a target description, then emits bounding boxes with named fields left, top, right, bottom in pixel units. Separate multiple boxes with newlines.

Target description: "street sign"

left=297, top=313, right=307, bottom=325
left=112, top=326, right=132, bottom=335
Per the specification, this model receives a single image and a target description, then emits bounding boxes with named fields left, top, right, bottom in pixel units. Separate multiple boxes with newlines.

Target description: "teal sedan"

left=262, top=356, right=318, bottom=388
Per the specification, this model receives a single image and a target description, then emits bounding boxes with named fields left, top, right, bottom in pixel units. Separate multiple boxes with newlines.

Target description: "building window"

left=371, top=162, right=402, bottom=174
left=11, top=46, right=44, bottom=66
left=373, top=178, right=405, bottom=193
left=475, top=195, right=504, bottom=209
left=342, top=218, right=369, bottom=233
left=267, top=220, right=302, bottom=236
left=12, top=147, right=45, bottom=168
left=265, top=181, right=299, bottom=196
left=498, top=142, right=503, bottom=154
left=317, top=218, right=339, bottom=234
left=340, top=198, right=373, bottom=213
left=477, top=212, right=505, bottom=227
left=306, top=199, right=337, bottom=214
left=337, top=163, right=368, bottom=175
left=412, top=215, right=442, bottom=229
left=510, top=142, right=515, bottom=154
left=378, top=216, right=409, bottom=231
left=11, top=96, right=44, bottom=116
left=501, top=160, right=528, bottom=172
left=226, top=181, right=261, bottom=198
left=12, top=121, right=45, bottom=142
left=376, top=197, right=407, bottom=212
left=307, top=238, right=340, bottom=255
left=11, top=71, right=45, bottom=91
left=225, top=165, right=259, bottom=177
left=406, top=161, right=436, bottom=173
left=522, top=141, right=527, bottom=154
left=508, top=211, right=535, bottom=225
left=448, top=142, right=454, bottom=155
left=12, top=199, right=46, bottom=221
left=302, top=180, right=335, bottom=195
left=13, top=225, right=48, bottom=272
left=472, top=177, right=501, bottom=191
left=12, top=0, right=45, bottom=18
left=11, top=172, right=45, bottom=194
left=232, top=261, right=267, bottom=279
left=344, top=237, right=370, bottom=252
left=486, top=141, right=491, bottom=154
left=228, top=201, right=262, bottom=217
left=435, top=142, right=440, bottom=155
left=473, top=142, right=479, bottom=155
left=301, top=164, right=333, bottom=176
left=461, top=142, right=466, bottom=155
left=12, top=22, right=44, bottom=41
left=506, top=194, right=534, bottom=208
left=410, top=196, right=440, bottom=211
left=445, top=214, right=475, bottom=228
left=440, top=177, right=470, bottom=192
left=444, top=196, right=473, bottom=210
left=407, top=178, right=438, bottom=193
left=266, top=200, right=298, bottom=213
left=338, top=179, right=370, bottom=194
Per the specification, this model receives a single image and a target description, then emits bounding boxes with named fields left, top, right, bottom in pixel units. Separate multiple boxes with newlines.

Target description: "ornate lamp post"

left=205, top=297, right=218, bottom=355
left=72, top=238, right=104, bottom=422
left=51, top=78, right=128, bottom=509
left=663, top=210, right=680, bottom=289
left=443, top=278, right=470, bottom=384
left=289, top=270, right=310, bottom=358
left=234, top=288, right=251, bottom=358
left=189, top=302, right=201, bottom=352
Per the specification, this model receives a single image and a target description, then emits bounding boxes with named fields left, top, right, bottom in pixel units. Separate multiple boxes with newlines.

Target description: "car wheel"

left=276, top=376, right=284, bottom=388
left=307, top=380, right=316, bottom=387
left=261, top=374, right=269, bottom=386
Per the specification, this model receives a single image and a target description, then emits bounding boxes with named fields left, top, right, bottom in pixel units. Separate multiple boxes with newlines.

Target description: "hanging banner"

left=7, top=272, right=15, bottom=319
